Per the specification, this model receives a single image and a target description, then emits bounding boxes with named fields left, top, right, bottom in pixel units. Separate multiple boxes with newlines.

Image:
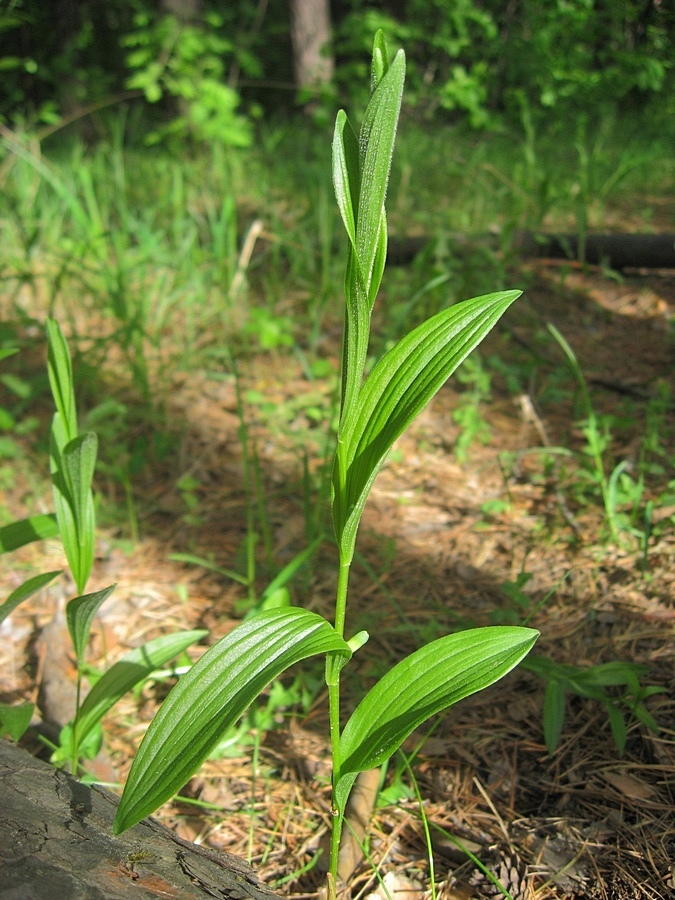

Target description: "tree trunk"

left=289, top=0, right=334, bottom=95
left=0, top=738, right=281, bottom=899
left=160, top=0, right=203, bottom=23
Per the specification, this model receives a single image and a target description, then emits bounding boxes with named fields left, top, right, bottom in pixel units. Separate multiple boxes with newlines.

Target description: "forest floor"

left=2, top=259, right=674, bottom=899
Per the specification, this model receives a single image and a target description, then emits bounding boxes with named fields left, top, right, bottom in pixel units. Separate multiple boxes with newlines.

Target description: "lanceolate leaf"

left=114, top=608, right=351, bottom=834
left=332, top=110, right=360, bottom=254
left=0, top=571, right=62, bottom=625
left=62, top=432, right=98, bottom=546
left=333, top=291, right=521, bottom=559
left=66, top=584, right=117, bottom=665
left=335, top=626, right=538, bottom=813
left=356, top=49, right=405, bottom=301
left=73, top=629, right=208, bottom=749
left=370, top=29, right=390, bottom=92
left=51, top=461, right=86, bottom=591
left=334, top=41, right=405, bottom=432
left=0, top=515, right=59, bottom=553
left=46, top=318, right=78, bottom=444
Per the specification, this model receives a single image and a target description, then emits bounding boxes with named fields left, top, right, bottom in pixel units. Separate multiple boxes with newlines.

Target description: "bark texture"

left=0, top=739, right=281, bottom=900
left=289, top=0, right=334, bottom=92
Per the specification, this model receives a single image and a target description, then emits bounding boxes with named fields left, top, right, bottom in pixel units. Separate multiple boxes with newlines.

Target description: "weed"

left=112, top=34, right=537, bottom=894
left=0, top=321, right=206, bottom=768
left=522, top=655, right=664, bottom=756
left=547, top=323, right=661, bottom=548
left=452, top=353, right=492, bottom=462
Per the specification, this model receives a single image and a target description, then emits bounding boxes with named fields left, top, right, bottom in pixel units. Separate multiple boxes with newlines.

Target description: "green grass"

left=0, top=104, right=672, bottom=546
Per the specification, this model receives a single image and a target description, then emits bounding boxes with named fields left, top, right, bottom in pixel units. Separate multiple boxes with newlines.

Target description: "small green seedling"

left=548, top=323, right=649, bottom=545
left=113, top=33, right=538, bottom=893
left=1, top=322, right=206, bottom=769
left=522, top=655, right=664, bottom=755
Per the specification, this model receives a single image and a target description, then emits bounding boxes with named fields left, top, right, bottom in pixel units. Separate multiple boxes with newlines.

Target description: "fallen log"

left=0, top=738, right=281, bottom=899
left=387, top=232, right=675, bottom=270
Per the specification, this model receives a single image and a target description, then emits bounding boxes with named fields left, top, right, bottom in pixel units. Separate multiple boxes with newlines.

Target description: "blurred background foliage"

left=1, top=0, right=673, bottom=142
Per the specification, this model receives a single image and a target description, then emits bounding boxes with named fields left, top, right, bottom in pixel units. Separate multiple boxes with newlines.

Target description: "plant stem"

left=328, top=556, right=351, bottom=880
left=71, top=673, right=82, bottom=775
left=334, top=557, right=350, bottom=638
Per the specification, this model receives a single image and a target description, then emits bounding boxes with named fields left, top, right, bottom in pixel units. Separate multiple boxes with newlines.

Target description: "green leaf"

left=605, top=703, right=627, bottom=755
left=371, top=29, right=390, bottom=93
left=51, top=464, right=84, bottom=589
left=114, top=608, right=351, bottom=833
left=0, top=515, right=59, bottom=553
left=0, top=701, right=34, bottom=742
left=356, top=48, right=405, bottom=301
left=259, top=535, right=324, bottom=602
left=62, top=433, right=98, bottom=545
left=66, top=585, right=117, bottom=666
left=334, top=291, right=521, bottom=560
left=542, top=678, right=566, bottom=754
left=335, top=626, right=537, bottom=812
left=53, top=721, right=103, bottom=765
left=335, top=43, right=405, bottom=431
left=51, top=434, right=97, bottom=594
left=168, top=552, right=248, bottom=587
left=0, top=571, right=62, bottom=625
left=47, top=321, right=97, bottom=593
left=73, top=629, right=208, bottom=749
left=332, top=110, right=360, bottom=254
left=46, top=318, right=78, bottom=445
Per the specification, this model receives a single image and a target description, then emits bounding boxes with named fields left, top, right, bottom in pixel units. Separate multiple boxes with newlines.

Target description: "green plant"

left=548, top=323, right=649, bottom=544
left=0, top=320, right=206, bottom=770
left=112, top=34, right=538, bottom=893
left=452, top=352, right=492, bottom=461
left=522, top=655, right=664, bottom=756
left=122, top=10, right=253, bottom=148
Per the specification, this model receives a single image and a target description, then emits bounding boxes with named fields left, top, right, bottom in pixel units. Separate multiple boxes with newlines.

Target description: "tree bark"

left=160, top=0, right=203, bottom=23
left=289, top=0, right=334, bottom=94
left=0, top=739, right=281, bottom=900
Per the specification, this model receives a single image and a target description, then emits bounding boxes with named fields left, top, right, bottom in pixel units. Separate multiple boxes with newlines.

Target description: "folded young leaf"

left=114, top=608, right=351, bottom=834
left=51, top=463, right=90, bottom=592
left=356, top=49, right=405, bottom=301
left=333, top=110, right=360, bottom=255
left=46, top=318, right=78, bottom=444
left=334, top=45, right=405, bottom=433
left=62, top=433, right=98, bottom=547
left=335, top=626, right=537, bottom=812
left=73, top=629, right=208, bottom=748
left=66, top=584, right=117, bottom=665
left=334, top=291, right=521, bottom=560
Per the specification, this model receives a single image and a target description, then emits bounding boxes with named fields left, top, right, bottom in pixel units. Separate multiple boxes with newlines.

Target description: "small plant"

left=452, top=352, right=492, bottom=461
left=113, top=34, right=538, bottom=893
left=522, top=655, right=664, bottom=756
left=0, top=321, right=206, bottom=769
left=548, top=323, right=656, bottom=546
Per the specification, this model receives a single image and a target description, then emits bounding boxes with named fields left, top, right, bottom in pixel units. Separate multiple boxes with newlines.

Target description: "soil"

left=1, top=261, right=674, bottom=899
